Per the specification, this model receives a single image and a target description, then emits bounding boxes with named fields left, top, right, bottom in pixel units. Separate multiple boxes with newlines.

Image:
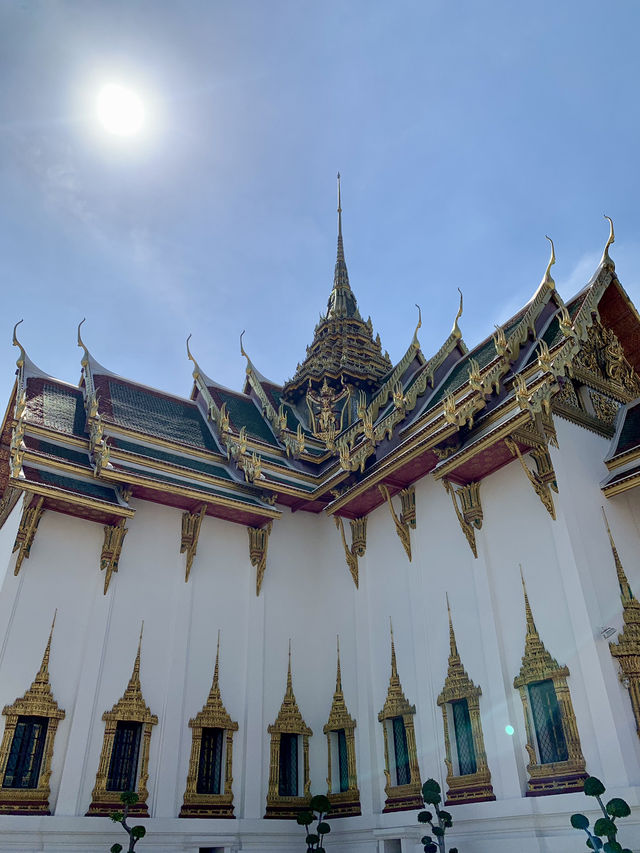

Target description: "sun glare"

left=96, top=84, right=145, bottom=136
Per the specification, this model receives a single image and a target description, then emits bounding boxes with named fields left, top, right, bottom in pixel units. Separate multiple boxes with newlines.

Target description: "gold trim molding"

left=0, top=614, right=64, bottom=815
left=180, top=632, right=238, bottom=818
left=334, top=516, right=367, bottom=588
left=437, top=597, right=494, bottom=804
left=513, top=569, right=586, bottom=795
left=248, top=521, right=273, bottom=596
left=87, top=625, right=158, bottom=817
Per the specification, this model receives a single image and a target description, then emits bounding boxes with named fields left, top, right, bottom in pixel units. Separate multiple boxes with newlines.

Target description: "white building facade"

left=0, top=209, right=638, bottom=852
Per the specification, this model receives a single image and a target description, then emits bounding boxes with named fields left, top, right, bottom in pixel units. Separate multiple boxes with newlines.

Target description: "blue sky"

left=1, top=0, right=639, bottom=399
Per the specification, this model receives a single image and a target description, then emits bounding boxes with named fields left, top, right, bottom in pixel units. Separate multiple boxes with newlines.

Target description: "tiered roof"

left=1, top=210, right=639, bottom=534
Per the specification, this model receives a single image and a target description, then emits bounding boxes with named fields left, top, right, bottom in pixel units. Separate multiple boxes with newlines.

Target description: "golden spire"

left=452, top=288, right=464, bottom=339
left=390, top=617, right=399, bottom=682
left=446, top=593, right=459, bottom=659
left=207, top=629, right=222, bottom=702
left=286, top=637, right=293, bottom=695
left=127, top=621, right=144, bottom=693
left=602, top=507, right=634, bottom=604
left=12, top=319, right=26, bottom=373
left=520, top=565, right=537, bottom=636
left=602, top=215, right=615, bottom=267
left=336, top=634, right=342, bottom=693
left=337, top=172, right=344, bottom=263
left=35, top=610, right=57, bottom=686
left=540, top=236, right=556, bottom=290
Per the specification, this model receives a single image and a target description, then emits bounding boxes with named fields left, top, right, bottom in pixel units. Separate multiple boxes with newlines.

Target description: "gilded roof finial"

left=602, top=215, right=615, bottom=268
left=602, top=507, right=634, bottom=604
left=520, top=565, right=537, bottom=636
left=540, top=236, right=556, bottom=290
left=336, top=634, right=342, bottom=693
left=413, top=304, right=422, bottom=348
left=186, top=334, right=201, bottom=381
left=37, top=609, right=57, bottom=683
left=446, top=593, right=459, bottom=659
left=12, top=319, right=26, bottom=373
left=77, top=318, right=89, bottom=365
left=239, top=329, right=253, bottom=375
left=452, top=288, right=464, bottom=339
left=390, top=617, right=398, bottom=681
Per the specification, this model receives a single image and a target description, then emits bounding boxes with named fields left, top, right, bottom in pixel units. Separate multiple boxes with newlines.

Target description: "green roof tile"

left=32, top=468, right=119, bottom=504
left=213, top=388, right=279, bottom=446
left=38, top=382, right=87, bottom=437
left=113, top=438, right=233, bottom=481
left=108, top=381, right=218, bottom=452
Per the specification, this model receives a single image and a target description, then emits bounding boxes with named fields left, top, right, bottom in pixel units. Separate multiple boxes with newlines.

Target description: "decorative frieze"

left=334, top=515, right=367, bottom=588
left=12, top=495, right=45, bottom=576
left=0, top=614, right=64, bottom=814
left=181, top=504, right=207, bottom=582
left=247, top=521, right=273, bottom=595
left=378, top=484, right=414, bottom=561
left=100, top=519, right=128, bottom=595
left=514, top=569, right=587, bottom=795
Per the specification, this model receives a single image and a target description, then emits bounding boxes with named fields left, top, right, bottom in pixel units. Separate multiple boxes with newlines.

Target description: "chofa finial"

left=413, top=304, right=422, bottom=347
left=602, top=215, right=615, bottom=267
left=452, top=288, right=464, bottom=338
left=186, top=334, right=201, bottom=381
left=541, top=236, right=556, bottom=290
left=12, top=319, right=25, bottom=371
left=240, top=329, right=250, bottom=368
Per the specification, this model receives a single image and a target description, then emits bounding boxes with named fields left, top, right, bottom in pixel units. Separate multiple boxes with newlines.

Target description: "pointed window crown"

left=282, top=176, right=391, bottom=402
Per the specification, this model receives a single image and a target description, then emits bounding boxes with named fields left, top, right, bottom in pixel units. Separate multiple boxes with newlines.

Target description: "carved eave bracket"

left=12, top=495, right=45, bottom=576
left=181, top=504, right=207, bottom=582
left=443, top=480, right=481, bottom=559
left=378, top=484, right=415, bottom=561
left=335, top=515, right=367, bottom=588
left=100, top=519, right=128, bottom=594
left=505, top=437, right=557, bottom=520
left=248, top=521, right=273, bottom=595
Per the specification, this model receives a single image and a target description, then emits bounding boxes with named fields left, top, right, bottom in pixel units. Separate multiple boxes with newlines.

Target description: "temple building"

left=0, top=187, right=639, bottom=852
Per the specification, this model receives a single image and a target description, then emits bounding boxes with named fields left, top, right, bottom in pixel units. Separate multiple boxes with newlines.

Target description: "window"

left=196, top=727, right=224, bottom=795
left=528, top=680, right=568, bottom=764
left=336, top=729, right=349, bottom=793
left=278, top=733, right=298, bottom=796
left=451, top=699, right=477, bottom=776
left=391, top=716, right=410, bottom=786
left=107, top=721, right=142, bottom=792
left=3, top=716, right=48, bottom=789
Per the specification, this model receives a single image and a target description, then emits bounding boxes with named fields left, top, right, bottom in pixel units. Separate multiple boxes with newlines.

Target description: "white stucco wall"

left=0, top=413, right=639, bottom=851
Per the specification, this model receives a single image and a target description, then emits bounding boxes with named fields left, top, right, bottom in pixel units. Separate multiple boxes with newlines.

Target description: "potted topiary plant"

left=296, top=794, right=332, bottom=851
left=109, top=791, right=147, bottom=853
left=418, top=778, right=458, bottom=853
left=570, top=776, right=632, bottom=853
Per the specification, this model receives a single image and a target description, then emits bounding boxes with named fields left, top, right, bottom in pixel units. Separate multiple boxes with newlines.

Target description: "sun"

left=96, top=84, right=145, bottom=136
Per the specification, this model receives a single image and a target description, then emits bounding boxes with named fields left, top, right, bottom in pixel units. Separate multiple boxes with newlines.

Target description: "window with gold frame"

left=323, top=638, right=360, bottom=817
left=377, top=623, right=422, bottom=813
left=179, top=633, right=238, bottom=818
left=514, top=570, right=587, bottom=795
left=86, top=626, right=157, bottom=816
left=264, top=643, right=312, bottom=819
left=0, top=615, right=64, bottom=815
